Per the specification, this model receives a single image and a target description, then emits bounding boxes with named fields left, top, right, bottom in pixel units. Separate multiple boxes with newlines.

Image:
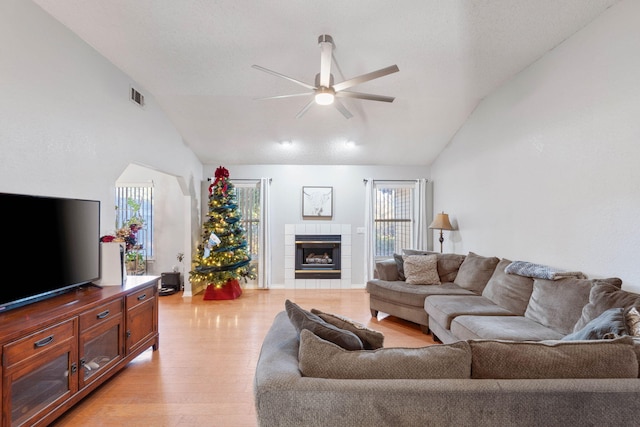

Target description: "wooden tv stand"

left=0, top=276, right=160, bottom=427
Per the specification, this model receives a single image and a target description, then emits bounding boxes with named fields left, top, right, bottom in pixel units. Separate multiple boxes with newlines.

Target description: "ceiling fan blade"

left=332, top=64, right=399, bottom=92
left=254, top=92, right=313, bottom=101
left=333, top=99, right=353, bottom=119
left=318, top=35, right=333, bottom=88
left=252, top=65, right=316, bottom=90
left=335, top=90, right=395, bottom=103
left=295, top=98, right=316, bottom=119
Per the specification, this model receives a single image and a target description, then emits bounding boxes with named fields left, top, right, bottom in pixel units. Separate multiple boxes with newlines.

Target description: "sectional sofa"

left=366, top=251, right=640, bottom=343
left=254, top=252, right=640, bottom=426
left=254, top=310, right=640, bottom=426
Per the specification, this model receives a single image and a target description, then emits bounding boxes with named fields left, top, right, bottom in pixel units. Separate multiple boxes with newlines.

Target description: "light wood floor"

left=51, top=288, right=436, bottom=427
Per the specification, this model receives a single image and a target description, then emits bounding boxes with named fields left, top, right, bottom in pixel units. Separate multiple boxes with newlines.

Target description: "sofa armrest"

left=374, top=258, right=398, bottom=281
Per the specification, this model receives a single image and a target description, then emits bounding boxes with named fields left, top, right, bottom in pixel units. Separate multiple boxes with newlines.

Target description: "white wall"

left=203, top=164, right=430, bottom=287
left=431, top=0, right=640, bottom=292
left=0, top=1, right=203, bottom=281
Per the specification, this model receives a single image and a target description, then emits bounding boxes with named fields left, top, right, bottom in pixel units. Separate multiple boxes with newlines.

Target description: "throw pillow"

left=393, top=253, right=406, bottom=281
left=285, top=300, right=364, bottom=350
left=562, top=307, right=628, bottom=340
left=481, top=258, right=534, bottom=315
left=626, top=306, right=640, bottom=337
left=572, top=281, right=639, bottom=333
left=403, top=254, right=440, bottom=285
left=453, top=252, right=500, bottom=294
left=524, top=277, right=593, bottom=335
left=375, top=258, right=399, bottom=281
left=470, top=336, right=638, bottom=379
left=310, top=308, right=384, bottom=350
left=435, top=253, right=466, bottom=283
left=398, top=250, right=464, bottom=282
left=298, top=329, right=471, bottom=379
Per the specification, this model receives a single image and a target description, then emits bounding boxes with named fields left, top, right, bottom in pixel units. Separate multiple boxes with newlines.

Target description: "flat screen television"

left=0, top=192, right=100, bottom=312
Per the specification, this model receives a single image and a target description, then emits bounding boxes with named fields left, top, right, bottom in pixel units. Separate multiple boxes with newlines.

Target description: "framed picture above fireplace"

left=302, top=186, right=333, bottom=218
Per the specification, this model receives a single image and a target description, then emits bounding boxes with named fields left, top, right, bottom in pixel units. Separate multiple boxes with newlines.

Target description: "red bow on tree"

left=214, top=166, right=229, bottom=182
left=209, top=166, right=230, bottom=196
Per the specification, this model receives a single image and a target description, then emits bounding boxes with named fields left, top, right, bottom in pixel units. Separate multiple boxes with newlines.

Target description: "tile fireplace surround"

left=284, top=224, right=352, bottom=289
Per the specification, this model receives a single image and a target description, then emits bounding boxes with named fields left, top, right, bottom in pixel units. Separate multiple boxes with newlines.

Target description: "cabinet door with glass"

left=2, top=319, right=78, bottom=427
left=78, top=299, right=125, bottom=389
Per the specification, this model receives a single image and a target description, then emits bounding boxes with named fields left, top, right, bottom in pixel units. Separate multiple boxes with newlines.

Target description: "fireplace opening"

left=295, top=235, right=341, bottom=279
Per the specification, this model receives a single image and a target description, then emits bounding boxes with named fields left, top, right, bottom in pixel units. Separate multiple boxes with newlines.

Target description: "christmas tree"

left=190, top=166, right=256, bottom=300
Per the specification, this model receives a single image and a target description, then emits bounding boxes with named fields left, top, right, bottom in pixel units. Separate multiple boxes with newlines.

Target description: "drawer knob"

left=137, top=293, right=147, bottom=301
left=34, top=335, right=54, bottom=348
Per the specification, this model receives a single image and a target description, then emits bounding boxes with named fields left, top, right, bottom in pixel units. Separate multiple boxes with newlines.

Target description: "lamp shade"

left=429, top=212, right=453, bottom=230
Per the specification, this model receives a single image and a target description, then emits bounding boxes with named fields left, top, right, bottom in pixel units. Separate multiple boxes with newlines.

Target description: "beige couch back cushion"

left=453, top=252, right=500, bottom=294
left=482, top=258, right=535, bottom=315
left=470, top=336, right=638, bottom=379
left=299, top=330, right=472, bottom=379
left=573, top=280, right=637, bottom=332
left=524, top=277, right=593, bottom=334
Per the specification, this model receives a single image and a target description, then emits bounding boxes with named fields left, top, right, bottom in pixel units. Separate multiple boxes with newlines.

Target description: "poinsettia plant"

left=100, top=221, right=143, bottom=251
left=101, top=198, right=145, bottom=251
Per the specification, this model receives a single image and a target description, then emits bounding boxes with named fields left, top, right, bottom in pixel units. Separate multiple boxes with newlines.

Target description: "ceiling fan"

left=252, top=34, right=399, bottom=119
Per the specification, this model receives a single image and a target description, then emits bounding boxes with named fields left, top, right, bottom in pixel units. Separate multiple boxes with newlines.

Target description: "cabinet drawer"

left=3, top=319, right=76, bottom=367
left=79, top=299, right=123, bottom=332
left=126, top=286, right=155, bottom=310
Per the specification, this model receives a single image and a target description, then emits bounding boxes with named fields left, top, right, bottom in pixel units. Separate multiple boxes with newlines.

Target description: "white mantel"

left=284, top=224, right=352, bottom=289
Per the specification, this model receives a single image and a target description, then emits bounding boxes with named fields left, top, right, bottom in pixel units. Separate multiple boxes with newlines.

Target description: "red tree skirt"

left=203, top=279, right=242, bottom=300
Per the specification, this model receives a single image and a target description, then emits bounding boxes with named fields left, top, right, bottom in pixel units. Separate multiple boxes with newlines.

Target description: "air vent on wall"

left=130, top=87, right=145, bottom=107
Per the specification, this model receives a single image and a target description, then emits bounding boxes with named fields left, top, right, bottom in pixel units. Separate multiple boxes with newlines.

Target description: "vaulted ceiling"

left=32, top=0, right=619, bottom=166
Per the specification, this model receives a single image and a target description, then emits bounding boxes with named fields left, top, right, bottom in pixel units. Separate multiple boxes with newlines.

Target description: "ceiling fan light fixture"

left=315, top=87, right=335, bottom=105
left=252, top=34, right=398, bottom=118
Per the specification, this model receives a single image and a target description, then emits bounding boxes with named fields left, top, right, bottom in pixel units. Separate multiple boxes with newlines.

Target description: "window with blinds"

left=233, top=181, right=260, bottom=258
left=373, top=182, right=414, bottom=258
left=115, top=185, right=154, bottom=257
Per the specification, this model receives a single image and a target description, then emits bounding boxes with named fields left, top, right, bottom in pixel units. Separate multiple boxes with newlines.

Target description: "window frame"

left=115, top=184, right=154, bottom=258
left=372, top=180, right=416, bottom=259
left=232, top=180, right=260, bottom=259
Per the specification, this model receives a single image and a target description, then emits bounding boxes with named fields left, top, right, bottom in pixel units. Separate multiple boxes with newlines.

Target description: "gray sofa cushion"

left=453, top=252, right=500, bottom=294
left=435, top=253, right=466, bottom=283
left=563, top=307, right=629, bottom=341
left=310, top=308, right=384, bottom=350
left=425, top=295, right=515, bottom=330
left=366, top=279, right=475, bottom=307
left=524, top=277, right=593, bottom=335
left=393, top=253, right=406, bottom=280
left=285, top=300, right=364, bottom=350
left=482, top=258, right=534, bottom=315
left=451, top=315, right=565, bottom=341
left=470, top=336, right=639, bottom=379
left=298, top=329, right=472, bottom=379
left=573, top=281, right=639, bottom=332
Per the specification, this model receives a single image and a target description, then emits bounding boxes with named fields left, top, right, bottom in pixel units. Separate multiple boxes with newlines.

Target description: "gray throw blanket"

left=505, top=261, right=587, bottom=280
